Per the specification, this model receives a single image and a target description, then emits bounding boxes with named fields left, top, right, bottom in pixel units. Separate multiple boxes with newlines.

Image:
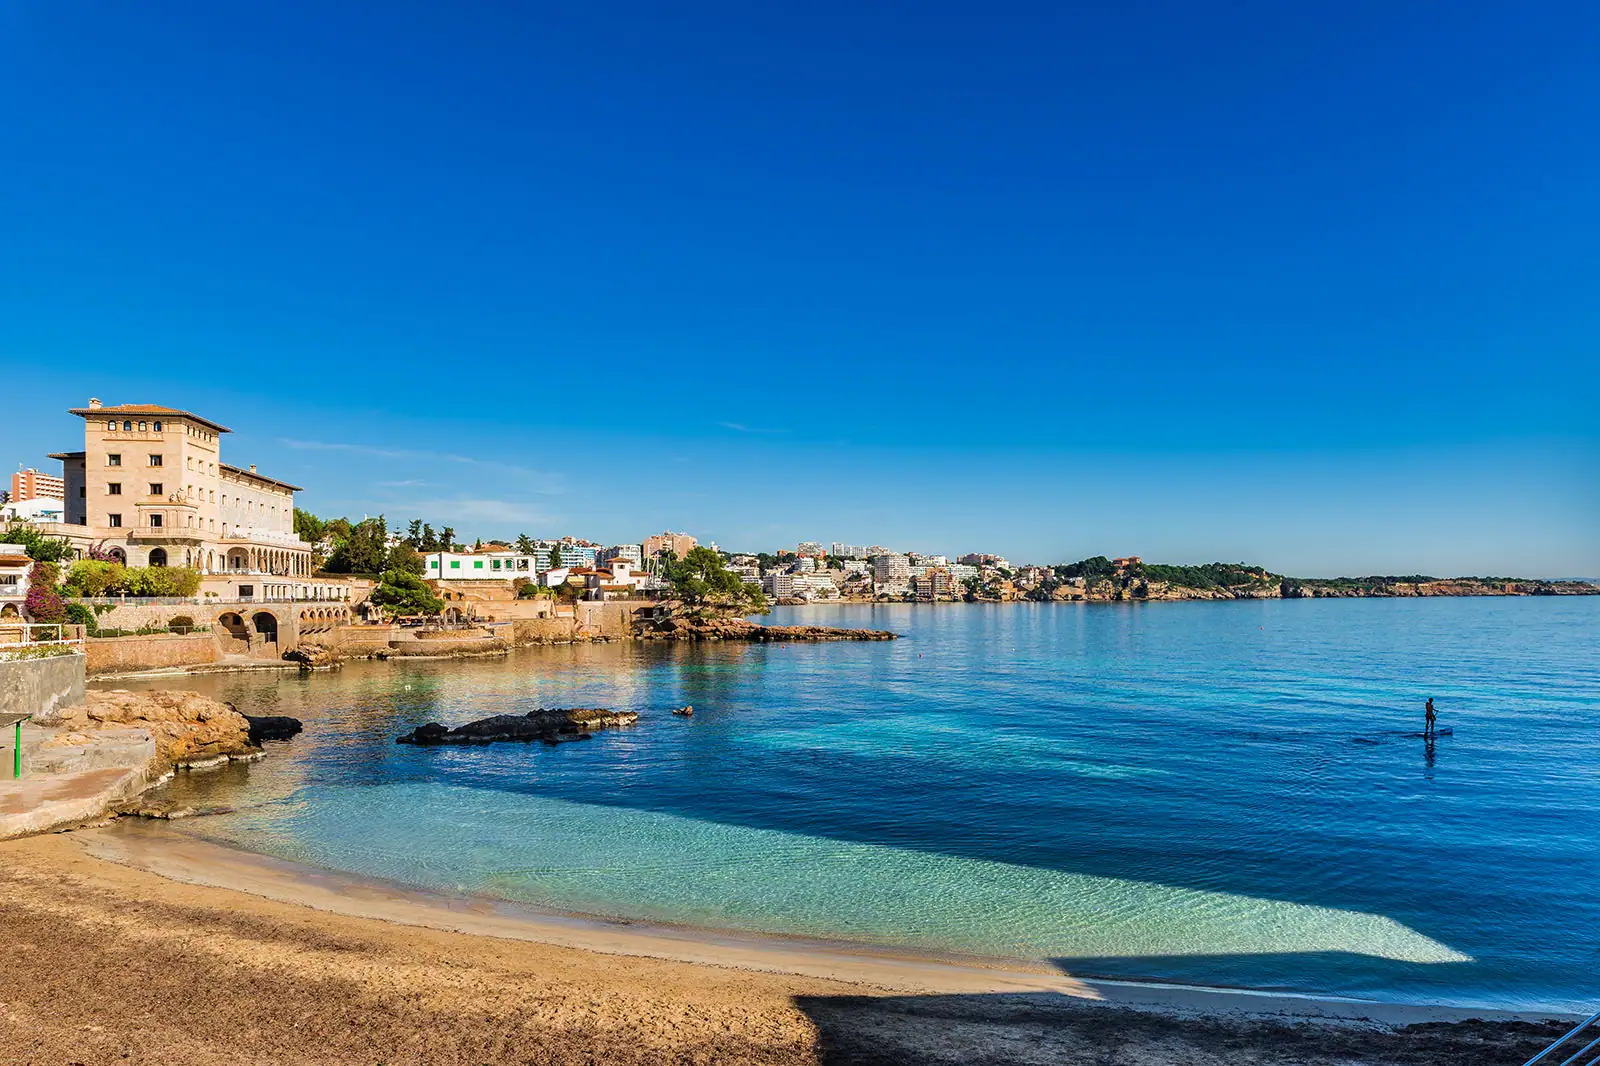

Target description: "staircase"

left=1525, top=1011, right=1600, bottom=1066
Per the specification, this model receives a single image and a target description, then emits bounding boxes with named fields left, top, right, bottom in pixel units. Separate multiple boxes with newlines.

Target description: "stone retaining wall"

left=86, top=633, right=220, bottom=674
left=0, top=652, right=86, bottom=722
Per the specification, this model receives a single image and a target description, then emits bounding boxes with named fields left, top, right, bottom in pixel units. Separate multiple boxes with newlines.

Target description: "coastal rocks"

left=639, top=617, right=897, bottom=642
left=284, top=642, right=343, bottom=670
left=41, top=689, right=262, bottom=771
left=397, top=707, right=640, bottom=747
left=242, top=714, right=304, bottom=746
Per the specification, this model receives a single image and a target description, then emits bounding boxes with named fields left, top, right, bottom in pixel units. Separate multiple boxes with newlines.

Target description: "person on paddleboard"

left=1424, top=698, right=1437, bottom=737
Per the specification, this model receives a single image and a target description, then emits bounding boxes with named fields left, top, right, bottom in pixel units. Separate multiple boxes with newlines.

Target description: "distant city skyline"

left=3, top=6, right=1596, bottom=576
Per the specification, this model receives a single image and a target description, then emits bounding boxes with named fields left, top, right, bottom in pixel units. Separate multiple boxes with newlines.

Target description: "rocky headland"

left=397, top=707, right=639, bottom=746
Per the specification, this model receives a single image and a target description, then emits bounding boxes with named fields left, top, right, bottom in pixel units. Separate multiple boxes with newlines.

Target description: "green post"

left=14, top=716, right=27, bottom=779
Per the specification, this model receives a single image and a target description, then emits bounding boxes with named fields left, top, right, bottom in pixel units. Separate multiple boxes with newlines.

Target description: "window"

left=108, top=454, right=121, bottom=466
left=492, top=559, right=502, bottom=569
left=149, top=454, right=162, bottom=466
left=150, top=513, right=163, bottom=528
left=428, top=559, right=439, bottom=568
left=138, top=421, right=147, bottom=431
left=187, top=458, right=193, bottom=470
left=122, top=421, right=132, bottom=431
left=152, top=421, right=162, bottom=431
left=517, top=559, right=529, bottom=570
left=108, top=513, right=122, bottom=527
left=149, top=483, right=163, bottom=496
left=106, top=421, right=115, bottom=432
left=474, top=560, right=484, bottom=569
left=450, top=560, right=460, bottom=569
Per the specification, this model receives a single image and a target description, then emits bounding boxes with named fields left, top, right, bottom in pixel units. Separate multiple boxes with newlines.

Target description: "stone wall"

left=85, top=633, right=220, bottom=674
left=511, top=617, right=580, bottom=644
left=576, top=600, right=638, bottom=639
left=0, top=651, right=86, bottom=721
left=86, top=604, right=207, bottom=631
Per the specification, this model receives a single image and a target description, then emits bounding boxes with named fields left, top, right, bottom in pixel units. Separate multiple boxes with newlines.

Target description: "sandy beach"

left=0, top=826, right=1574, bottom=1066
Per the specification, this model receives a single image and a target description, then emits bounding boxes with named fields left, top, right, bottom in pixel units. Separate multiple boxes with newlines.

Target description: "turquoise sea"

left=129, top=598, right=1600, bottom=1011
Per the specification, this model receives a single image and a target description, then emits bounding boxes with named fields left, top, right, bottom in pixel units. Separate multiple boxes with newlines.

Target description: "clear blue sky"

left=3, top=3, right=1596, bottom=575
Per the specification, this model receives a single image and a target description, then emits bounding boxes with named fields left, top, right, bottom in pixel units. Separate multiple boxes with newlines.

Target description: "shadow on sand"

left=794, top=953, right=1568, bottom=1066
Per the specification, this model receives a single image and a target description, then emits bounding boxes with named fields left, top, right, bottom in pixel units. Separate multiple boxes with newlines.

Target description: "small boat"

left=673, top=705, right=694, bottom=717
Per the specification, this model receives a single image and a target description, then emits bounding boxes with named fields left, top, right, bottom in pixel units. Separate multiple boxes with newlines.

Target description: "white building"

left=830, top=543, right=869, bottom=559
left=597, top=544, right=642, bottom=567
left=0, top=497, right=66, bottom=523
left=797, top=541, right=824, bottom=557
left=424, top=550, right=539, bottom=580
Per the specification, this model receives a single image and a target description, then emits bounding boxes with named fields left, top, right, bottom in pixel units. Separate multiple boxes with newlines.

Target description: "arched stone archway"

left=251, top=611, right=279, bottom=645
left=148, top=548, right=168, bottom=567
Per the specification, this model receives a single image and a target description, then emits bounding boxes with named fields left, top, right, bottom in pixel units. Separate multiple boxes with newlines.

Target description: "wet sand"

left=0, top=828, right=1575, bottom=1065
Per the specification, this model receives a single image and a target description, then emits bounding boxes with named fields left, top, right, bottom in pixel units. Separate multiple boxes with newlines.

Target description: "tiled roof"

left=70, top=405, right=231, bottom=433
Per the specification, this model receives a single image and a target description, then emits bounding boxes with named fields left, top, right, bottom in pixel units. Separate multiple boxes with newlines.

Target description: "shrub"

left=123, top=566, right=202, bottom=597
left=63, top=559, right=126, bottom=597
left=24, top=569, right=65, bottom=623
left=1, top=522, right=71, bottom=562
left=63, top=603, right=99, bottom=635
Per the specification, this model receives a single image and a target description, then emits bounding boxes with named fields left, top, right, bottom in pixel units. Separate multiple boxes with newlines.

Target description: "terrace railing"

left=0, top=622, right=88, bottom=649
left=1524, top=1011, right=1600, bottom=1066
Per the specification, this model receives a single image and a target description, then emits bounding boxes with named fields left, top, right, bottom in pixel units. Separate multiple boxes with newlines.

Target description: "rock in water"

left=397, top=708, right=639, bottom=746
left=243, top=714, right=304, bottom=745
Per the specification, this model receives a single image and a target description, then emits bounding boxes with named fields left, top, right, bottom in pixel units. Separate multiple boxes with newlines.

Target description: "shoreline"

left=0, top=827, right=1577, bottom=1065
left=83, top=821, right=1569, bottom=1025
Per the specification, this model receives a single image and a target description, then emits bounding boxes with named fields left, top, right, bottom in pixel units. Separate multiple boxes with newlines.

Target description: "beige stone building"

left=43, top=399, right=320, bottom=600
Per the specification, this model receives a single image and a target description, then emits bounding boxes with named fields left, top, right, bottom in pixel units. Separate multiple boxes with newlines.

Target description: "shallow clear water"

left=124, top=598, right=1600, bottom=1010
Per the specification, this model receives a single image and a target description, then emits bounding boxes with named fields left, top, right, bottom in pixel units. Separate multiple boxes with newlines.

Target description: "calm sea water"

left=123, top=598, right=1600, bottom=1011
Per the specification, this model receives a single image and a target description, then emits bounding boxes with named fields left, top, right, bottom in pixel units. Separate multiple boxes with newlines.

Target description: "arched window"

left=123, top=420, right=132, bottom=431
left=152, top=421, right=162, bottom=431
left=138, top=421, right=147, bottom=431
left=148, top=548, right=168, bottom=567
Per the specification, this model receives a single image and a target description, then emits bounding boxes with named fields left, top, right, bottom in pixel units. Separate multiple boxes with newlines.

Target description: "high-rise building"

left=830, top=542, right=869, bottom=559
left=643, top=531, right=697, bottom=559
left=10, top=467, right=65, bottom=503
left=797, top=541, right=824, bottom=557
left=872, top=553, right=910, bottom=586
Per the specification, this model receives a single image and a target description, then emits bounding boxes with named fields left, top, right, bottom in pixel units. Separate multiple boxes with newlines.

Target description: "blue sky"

left=3, top=3, right=1596, bottom=575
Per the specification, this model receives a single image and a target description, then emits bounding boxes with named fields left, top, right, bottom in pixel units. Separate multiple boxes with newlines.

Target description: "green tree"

left=668, top=547, right=768, bottom=613
left=369, top=570, right=443, bottom=615
left=548, top=544, right=562, bottom=568
left=293, top=508, right=329, bottom=544
left=439, top=526, right=456, bottom=552
left=384, top=542, right=425, bottom=576
left=515, top=533, right=536, bottom=554
left=419, top=523, right=438, bottom=552
left=325, top=516, right=389, bottom=574
left=405, top=519, right=423, bottom=546
left=2, top=522, right=71, bottom=562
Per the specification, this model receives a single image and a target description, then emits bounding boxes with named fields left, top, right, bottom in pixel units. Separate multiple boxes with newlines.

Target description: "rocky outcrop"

left=40, top=689, right=262, bottom=771
left=397, top=707, right=639, bottom=747
left=284, top=643, right=343, bottom=670
left=639, top=617, right=897, bottom=642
